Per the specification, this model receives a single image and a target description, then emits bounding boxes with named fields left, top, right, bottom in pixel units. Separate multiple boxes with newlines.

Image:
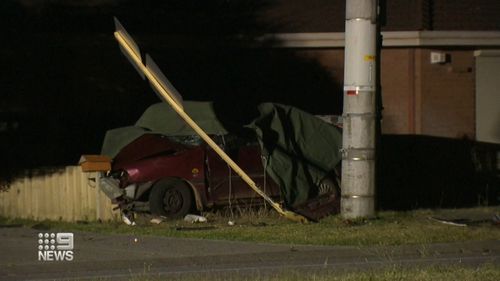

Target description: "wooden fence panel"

left=0, top=166, right=119, bottom=222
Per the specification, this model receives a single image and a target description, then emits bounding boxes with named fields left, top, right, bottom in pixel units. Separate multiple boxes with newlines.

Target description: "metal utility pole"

left=341, top=0, right=378, bottom=218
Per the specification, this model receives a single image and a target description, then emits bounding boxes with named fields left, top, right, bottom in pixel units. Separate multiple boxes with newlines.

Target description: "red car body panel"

left=113, top=134, right=187, bottom=168
left=111, top=134, right=280, bottom=208
left=117, top=146, right=204, bottom=184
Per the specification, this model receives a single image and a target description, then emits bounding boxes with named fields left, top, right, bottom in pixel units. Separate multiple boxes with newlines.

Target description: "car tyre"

left=318, top=176, right=340, bottom=197
left=149, top=179, right=193, bottom=219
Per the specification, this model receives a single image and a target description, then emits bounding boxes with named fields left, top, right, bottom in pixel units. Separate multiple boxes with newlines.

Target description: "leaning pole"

left=341, top=0, right=378, bottom=218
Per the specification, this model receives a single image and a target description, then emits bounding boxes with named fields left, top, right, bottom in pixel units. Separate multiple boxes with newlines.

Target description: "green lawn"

left=127, top=265, right=500, bottom=281
left=1, top=207, right=499, bottom=246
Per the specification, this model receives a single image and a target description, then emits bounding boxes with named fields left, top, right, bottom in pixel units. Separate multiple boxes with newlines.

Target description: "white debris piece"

left=122, top=213, right=136, bottom=226
left=150, top=217, right=164, bottom=224
left=184, top=214, right=208, bottom=223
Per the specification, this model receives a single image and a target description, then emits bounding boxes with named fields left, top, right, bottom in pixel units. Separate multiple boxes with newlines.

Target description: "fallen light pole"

left=341, top=0, right=378, bottom=218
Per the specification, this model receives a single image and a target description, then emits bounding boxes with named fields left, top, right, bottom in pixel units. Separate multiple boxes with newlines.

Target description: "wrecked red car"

left=98, top=102, right=343, bottom=221
left=100, top=133, right=281, bottom=219
left=106, top=19, right=343, bottom=221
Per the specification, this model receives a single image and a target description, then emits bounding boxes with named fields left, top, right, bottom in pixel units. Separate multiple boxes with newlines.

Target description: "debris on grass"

left=430, top=214, right=499, bottom=227
left=150, top=217, right=164, bottom=224
left=430, top=217, right=468, bottom=227
left=122, top=213, right=136, bottom=226
left=184, top=214, right=208, bottom=223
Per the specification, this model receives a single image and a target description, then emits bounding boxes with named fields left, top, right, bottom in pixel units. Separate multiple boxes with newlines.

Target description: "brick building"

left=257, top=0, right=500, bottom=143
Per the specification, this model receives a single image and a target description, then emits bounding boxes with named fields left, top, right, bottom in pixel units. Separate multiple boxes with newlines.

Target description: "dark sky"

left=1, top=0, right=342, bottom=179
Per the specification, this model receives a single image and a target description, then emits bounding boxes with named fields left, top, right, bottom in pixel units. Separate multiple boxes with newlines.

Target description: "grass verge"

left=269, top=265, right=500, bottom=281
left=126, top=264, right=500, bottom=281
left=1, top=207, right=499, bottom=246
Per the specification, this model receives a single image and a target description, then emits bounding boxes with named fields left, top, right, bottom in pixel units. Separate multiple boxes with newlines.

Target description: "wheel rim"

left=162, top=188, right=184, bottom=214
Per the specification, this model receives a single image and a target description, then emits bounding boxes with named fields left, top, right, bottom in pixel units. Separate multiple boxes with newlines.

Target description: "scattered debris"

left=122, top=213, right=136, bottom=226
left=184, top=214, right=207, bottom=223
left=430, top=217, right=468, bottom=227
left=150, top=217, right=164, bottom=224
left=293, top=192, right=340, bottom=222
left=429, top=216, right=495, bottom=227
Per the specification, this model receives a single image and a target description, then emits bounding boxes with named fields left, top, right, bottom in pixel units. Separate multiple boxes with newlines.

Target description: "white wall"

left=475, top=50, right=500, bottom=144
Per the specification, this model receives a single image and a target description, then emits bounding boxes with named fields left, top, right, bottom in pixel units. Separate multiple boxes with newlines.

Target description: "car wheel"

left=318, top=176, right=340, bottom=197
left=149, top=179, right=193, bottom=219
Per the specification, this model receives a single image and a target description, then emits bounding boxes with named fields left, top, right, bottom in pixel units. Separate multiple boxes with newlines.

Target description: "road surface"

left=0, top=225, right=498, bottom=280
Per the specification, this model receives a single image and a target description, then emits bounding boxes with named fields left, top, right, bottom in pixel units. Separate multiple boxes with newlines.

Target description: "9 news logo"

left=37, top=233, right=74, bottom=261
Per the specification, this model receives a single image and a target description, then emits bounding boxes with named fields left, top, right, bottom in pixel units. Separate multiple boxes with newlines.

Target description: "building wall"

left=380, top=49, right=414, bottom=134
left=433, top=0, right=500, bottom=31
left=382, top=0, right=432, bottom=31
left=257, top=0, right=500, bottom=32
left=418, top=49, right=476, bottom=138
left=295, top=48, right=417, bottom=134
left=381, top=48, right=476, bottom=138
left=475, top=51, right=500, bottom=144
left=294, top=47, right=476, bottom=139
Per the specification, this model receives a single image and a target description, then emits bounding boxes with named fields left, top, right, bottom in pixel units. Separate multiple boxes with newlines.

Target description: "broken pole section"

left=341, top=0, right=378, bottom=218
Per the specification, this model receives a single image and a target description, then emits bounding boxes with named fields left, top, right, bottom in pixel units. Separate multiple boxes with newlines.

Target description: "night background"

left=1, top=0, right=498, bottom=209
left=1, top=0, right=342, bottom=177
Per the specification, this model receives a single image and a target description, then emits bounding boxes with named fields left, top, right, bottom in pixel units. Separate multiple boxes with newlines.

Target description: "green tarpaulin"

left=101, top=101, right=342, bottom=206
left=250, top=103, right=342, bottom=206
left=101, top=101, right=227, bottom=158
left=136, top=101, right=228, bottom=136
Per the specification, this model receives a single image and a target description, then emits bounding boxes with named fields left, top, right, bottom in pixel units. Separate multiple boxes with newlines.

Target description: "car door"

left=206, top=134, right=280, bottom=204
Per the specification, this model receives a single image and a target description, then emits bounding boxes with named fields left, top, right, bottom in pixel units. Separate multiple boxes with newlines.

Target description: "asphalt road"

left=0, top=226, right=499, bottom=280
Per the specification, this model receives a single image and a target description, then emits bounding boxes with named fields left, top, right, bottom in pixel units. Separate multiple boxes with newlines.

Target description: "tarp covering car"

left=101, top=102, right=227, bottom=158
left=249, top=103, right=342, bottom=206
left=101, top=101, right=342, bottom=207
